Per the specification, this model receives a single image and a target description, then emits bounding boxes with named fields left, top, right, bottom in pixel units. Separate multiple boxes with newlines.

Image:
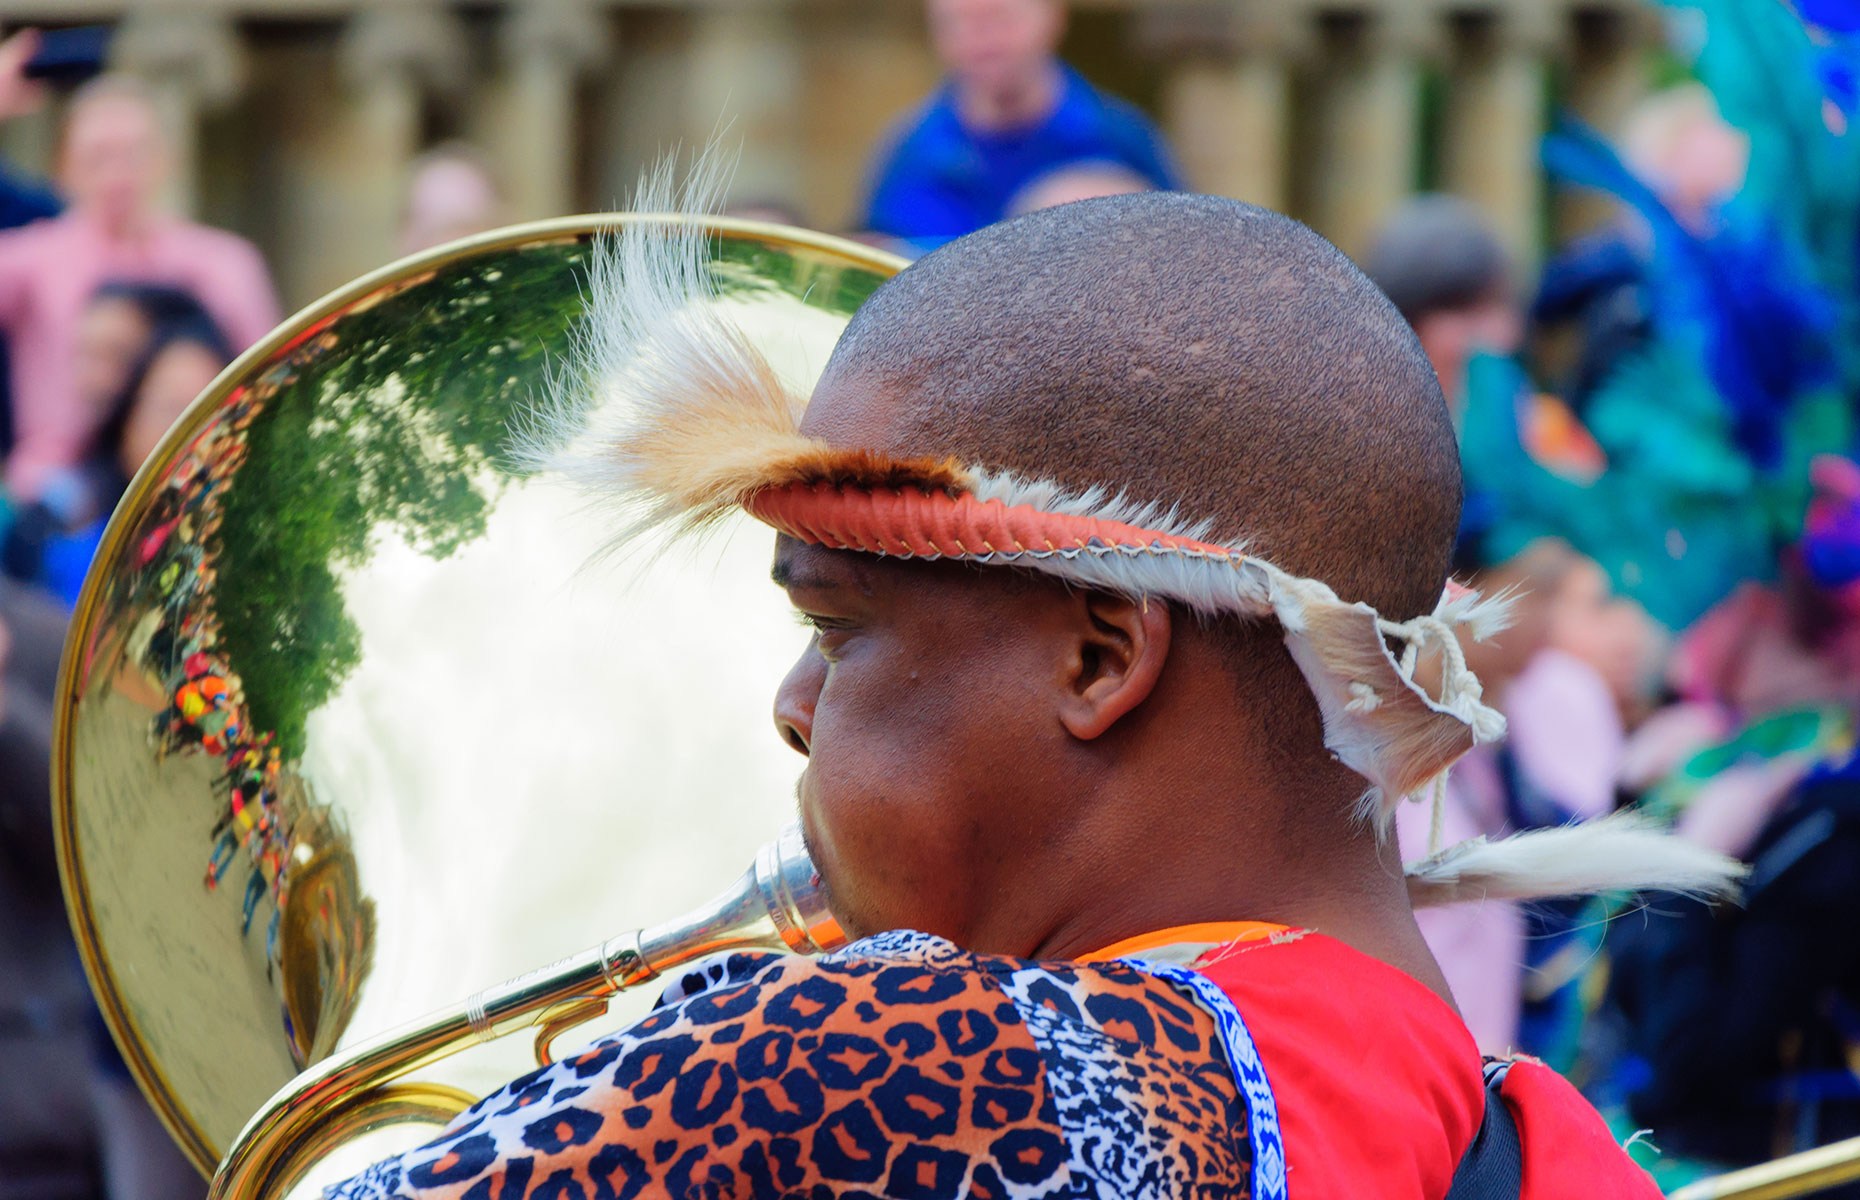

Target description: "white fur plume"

left=517, top=148, right=821, bottom=547
left=1404, top=811, right=1746, bottom=908
left=1434, top=585, right=1518, bottom=644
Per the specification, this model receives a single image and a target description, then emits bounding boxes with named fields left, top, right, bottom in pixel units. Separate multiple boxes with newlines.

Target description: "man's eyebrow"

left=770, top=555, right=842, bottom=591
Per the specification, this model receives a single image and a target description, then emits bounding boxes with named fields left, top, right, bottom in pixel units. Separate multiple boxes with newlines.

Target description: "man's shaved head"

left=805, top=192, right=1462, bottom=622
left=776, top=193, right=1474, bottom=964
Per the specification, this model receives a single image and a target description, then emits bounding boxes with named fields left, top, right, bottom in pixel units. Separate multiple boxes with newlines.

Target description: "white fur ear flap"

left=520, top=150, right=821, bottom=545
left=1278, top=596, right=1477, bottom=806
left=1266, top=569, right=1502, bottom=817
left=1404, top=811, right=1746, bottom=908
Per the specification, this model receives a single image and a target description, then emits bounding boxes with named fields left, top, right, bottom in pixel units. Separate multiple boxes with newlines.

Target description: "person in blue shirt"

left=862, top=0, right=1181, bottom=249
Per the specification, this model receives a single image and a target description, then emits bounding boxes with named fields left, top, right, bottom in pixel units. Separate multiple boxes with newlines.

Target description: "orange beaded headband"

left=750, top=480, right=1239, bottom=563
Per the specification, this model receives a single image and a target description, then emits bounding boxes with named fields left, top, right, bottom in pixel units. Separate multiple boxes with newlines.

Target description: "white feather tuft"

left=514, top=145, right=817, bottom=550
left=1403, top=811, right=1746, bottom=908
left=1435, top=584, right=1519, bottom=643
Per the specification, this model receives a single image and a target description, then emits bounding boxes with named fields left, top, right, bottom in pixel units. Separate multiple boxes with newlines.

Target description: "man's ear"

left=1058, top=591, right=1172, bottom=740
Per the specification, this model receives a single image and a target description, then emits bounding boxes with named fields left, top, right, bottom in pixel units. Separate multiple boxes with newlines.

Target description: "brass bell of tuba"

left=53, top=217, right=898, bottom=1200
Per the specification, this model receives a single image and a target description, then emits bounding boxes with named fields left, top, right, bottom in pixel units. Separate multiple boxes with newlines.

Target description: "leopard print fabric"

left=328, top=930, right=1252, bottom=1200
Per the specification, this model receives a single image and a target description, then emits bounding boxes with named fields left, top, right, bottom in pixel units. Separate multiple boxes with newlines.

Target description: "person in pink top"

left=0, top=74, right=279, bottom=499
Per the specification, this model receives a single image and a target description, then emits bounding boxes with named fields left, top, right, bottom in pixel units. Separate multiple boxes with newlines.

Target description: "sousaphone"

left=53, top=217, right=900, bottom=1200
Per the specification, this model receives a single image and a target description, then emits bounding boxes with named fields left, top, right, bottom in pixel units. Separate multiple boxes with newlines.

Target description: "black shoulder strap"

left=1445, top=1063, right=1523, bottom=1200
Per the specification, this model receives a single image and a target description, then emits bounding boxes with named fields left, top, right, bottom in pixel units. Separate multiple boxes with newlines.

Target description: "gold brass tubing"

left=1669, top=1137, right=1860, bottom=1200
left=209, top=941, right=630, bottom=1200
left=207, top=824, right=842, bottom=1200
left=533, top=999, right=611, bottom=1068
left=266, top=1085, right=476, bottom=1200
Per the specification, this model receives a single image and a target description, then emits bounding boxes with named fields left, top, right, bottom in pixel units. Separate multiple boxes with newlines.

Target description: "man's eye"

left=792, top=612, right=854, bottom=661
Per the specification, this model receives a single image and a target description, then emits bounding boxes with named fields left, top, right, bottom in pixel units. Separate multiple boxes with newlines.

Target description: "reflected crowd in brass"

left=53, top=217, right=898, bottom=1192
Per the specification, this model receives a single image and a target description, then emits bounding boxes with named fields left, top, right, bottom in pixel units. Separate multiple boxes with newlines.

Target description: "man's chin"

left=796, top=809, right=857, bottom=938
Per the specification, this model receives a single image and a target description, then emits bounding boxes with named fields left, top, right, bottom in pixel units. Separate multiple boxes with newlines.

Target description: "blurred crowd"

left=3, top=0, right=1860, bottom=1197
left=1367, top=19, right=1860, bottom=1184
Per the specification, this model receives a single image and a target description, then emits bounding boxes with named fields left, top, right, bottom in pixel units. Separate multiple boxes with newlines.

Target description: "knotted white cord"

left=1380, top=614, right=1466, bottom=700
left=1377, top=611, right=1505, bottom=745
left=1381, top=612, right=1498, bottom=857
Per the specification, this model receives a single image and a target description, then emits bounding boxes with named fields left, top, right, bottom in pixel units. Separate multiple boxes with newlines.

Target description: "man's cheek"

left=800, top=702, right=957, bottom=875
left=795, top=704, right=889, bottom=864
left=799, top=768, right=919, bottom=938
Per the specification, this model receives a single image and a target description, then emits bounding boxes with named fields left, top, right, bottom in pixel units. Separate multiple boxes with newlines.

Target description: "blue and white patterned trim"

left=1122, top=957, right=1288, bottom=1200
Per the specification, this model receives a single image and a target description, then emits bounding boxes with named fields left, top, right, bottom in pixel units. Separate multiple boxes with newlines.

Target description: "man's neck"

left=1021, top=785, right=1458, bottom=1013
left=954, top=60, right=1064, bottom=133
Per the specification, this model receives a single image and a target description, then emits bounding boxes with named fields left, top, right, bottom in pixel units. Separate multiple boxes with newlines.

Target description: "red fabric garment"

left=1502, top=1061, right=1662, bottom=1200
left=1196, top=932, right=1660, bottom=1200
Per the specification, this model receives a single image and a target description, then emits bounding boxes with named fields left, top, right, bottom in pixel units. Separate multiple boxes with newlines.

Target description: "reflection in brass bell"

left=53, top=217, right=900, bottom=1193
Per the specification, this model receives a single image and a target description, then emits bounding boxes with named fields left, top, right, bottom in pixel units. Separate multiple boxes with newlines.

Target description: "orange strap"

left=748, top=482, right=1243, bottom=563
left=1077, top=921, right=1289, bottom=964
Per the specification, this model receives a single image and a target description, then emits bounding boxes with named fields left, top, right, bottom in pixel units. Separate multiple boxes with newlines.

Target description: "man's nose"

left=773, top=650, right=824, bottom=756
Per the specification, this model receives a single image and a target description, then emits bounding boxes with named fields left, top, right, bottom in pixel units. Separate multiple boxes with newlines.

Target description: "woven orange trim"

left=747, top=481, right=1245, bottom=563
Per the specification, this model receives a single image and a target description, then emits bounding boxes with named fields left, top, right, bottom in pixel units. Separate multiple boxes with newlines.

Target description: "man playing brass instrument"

left=333, top=193, right=1737, bottom=1199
